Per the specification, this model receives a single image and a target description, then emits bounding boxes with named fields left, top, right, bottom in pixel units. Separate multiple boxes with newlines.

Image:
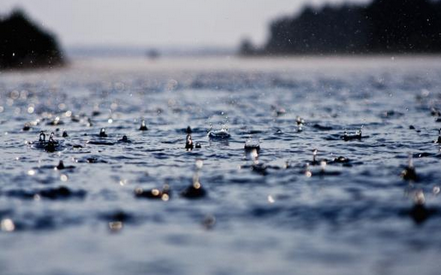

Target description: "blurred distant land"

left=241, top=0, right=441, bottom=55
left=2, top=0, right=441, bottom=69
left=0, top=9, right=64, bottom=70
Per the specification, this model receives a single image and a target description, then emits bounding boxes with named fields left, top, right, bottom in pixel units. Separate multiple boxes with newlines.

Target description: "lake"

left=0, top=56, right=441, bottom=275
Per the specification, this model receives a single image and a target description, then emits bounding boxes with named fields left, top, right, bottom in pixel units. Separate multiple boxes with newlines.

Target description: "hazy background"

left=0, top=0, right=369, bottom=50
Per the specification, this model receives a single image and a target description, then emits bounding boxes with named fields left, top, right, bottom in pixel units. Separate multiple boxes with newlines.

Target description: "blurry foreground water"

left=1, top=56, right=441, bottom=275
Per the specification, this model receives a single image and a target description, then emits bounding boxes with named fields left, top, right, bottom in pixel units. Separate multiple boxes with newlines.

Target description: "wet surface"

left=1, top=56, right=441, bottom=275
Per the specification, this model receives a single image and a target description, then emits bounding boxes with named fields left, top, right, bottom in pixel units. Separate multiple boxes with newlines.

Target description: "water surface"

left=1, top=56, right=441, bottom=275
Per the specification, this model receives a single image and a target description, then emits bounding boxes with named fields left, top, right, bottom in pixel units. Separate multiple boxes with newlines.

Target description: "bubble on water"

left=28, top=170, right=36, bottom=176
left=421, top=89, right=430, bottom=97
left=161, top=194, right=170, bottom=201
left=64, top=110, right=72, bottom=117
left=108, top=118, right=113, bottom=124
left=1, top=219, right=15, bottom=232
left=202, top=215, right=216, bottom=230
left=27, top=106, right=34, bottom=114
left=20, top=90, right=28, bottom=99
left=10, top=90, right=19, bottom=100
left=114, top=82, right=125, bottom=91
left=60, top=174, right=68, bottom=182
left=166, top=79, right=178, bottom=91
left=433, top=186, right=440, bottom=195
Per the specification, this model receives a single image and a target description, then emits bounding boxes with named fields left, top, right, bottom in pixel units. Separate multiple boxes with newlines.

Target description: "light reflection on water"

left=0, top=56, right=441, bottom=275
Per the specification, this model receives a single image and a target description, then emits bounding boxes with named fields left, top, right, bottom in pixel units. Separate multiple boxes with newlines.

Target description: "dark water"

left=1, top=57, right=441, bottom=275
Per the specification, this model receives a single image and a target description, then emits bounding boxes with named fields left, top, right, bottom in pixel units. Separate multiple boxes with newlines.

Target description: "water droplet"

left=195, top=159, right=203, bottom=169
left=108, top=221, right=123, bottom=232
left=161, top=194, right=170, bottom=201
left=414, top=190, right=425, bottom=205
left=1, top=219, right=15, bottom=232
left=305, top=164, right=312, bottom=178
left=268, top=195, right=275, bottom=204
left=60, top=174, right=68, bottom=182
left=119, top=179, right=127, bottom=186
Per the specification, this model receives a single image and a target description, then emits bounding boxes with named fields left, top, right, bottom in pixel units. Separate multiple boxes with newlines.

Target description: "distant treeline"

left=240, top=0, right=441, bottom=55
left=0, top=10, right=64, bottom=69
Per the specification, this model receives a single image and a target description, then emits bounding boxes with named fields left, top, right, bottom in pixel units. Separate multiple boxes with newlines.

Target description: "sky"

left=0, top=0, right=370, bottom=49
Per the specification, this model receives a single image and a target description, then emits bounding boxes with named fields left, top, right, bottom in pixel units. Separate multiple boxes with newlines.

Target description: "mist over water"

left=1, top=56, right=441, bottom=275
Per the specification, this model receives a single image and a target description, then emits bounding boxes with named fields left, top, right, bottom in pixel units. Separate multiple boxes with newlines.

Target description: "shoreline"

left=1, top=54, right=440, bottom=76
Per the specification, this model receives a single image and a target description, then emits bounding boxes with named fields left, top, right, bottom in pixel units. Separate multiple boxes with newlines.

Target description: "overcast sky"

left=0, top=0, right=369, bottom=48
